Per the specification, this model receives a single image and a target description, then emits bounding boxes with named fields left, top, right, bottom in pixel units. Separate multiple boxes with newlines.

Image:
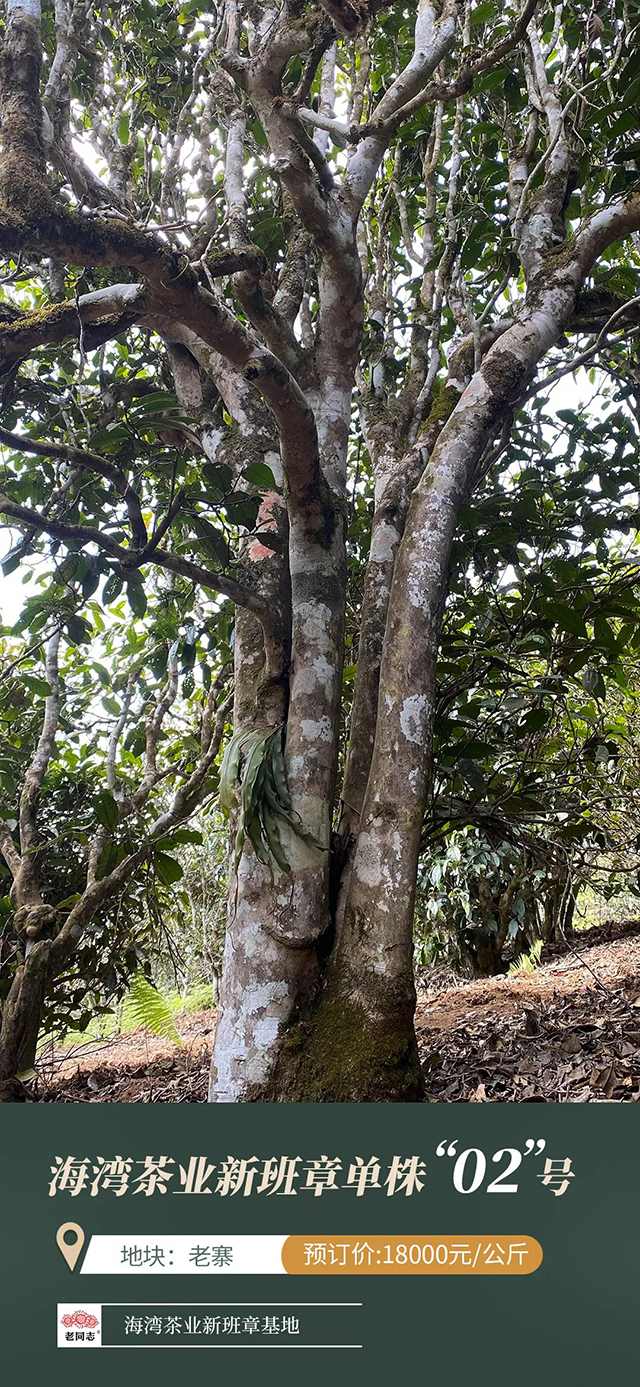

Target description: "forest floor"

left=35, top=918, right=640, bottom=1102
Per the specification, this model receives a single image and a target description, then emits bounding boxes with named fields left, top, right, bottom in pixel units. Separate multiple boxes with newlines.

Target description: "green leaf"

left=242, top=461, right=277, bottom=490
left=252, top=530, right=284, bottom=553
left=153, top=850, right=184, bottom=885
left=581, top=666, right=599, bottom=694
left=223, top=494, right=261, bottom=529
left=131, top=391, right=180, bottom=415
left=2, top=551, right=21, bottom=577
left=471, top=3, right=497, bottom=23
left=519, top=707, right=550, bottom=733
left=123, top=974, right=183, bottom=1046
left=612, top=142, right=640, bottom=164
left=102, top=573, right=124, bottom=604
left=546, top=602, right=587, bottom=638
left=89, top=425, right=129, bottom=451
left=503, top=72, right=524, bottom=110
left=21, top=674, right=52, bottom=698
left=126, top=581, right=147, bottom=619
left=156, top=829, right=203, bottom=848
left=95, top=790, right=119, bottom=831
left=82, top=570, right=100, bottom=599
left=193, top=515, right=230, bottom=565
left=66, top=614, right=91, bottom=645
left=454, top=738, right=489, bottom=761
left=96, top=840, right=119, bottom=880
left=203, top=462, right=233, bottom=498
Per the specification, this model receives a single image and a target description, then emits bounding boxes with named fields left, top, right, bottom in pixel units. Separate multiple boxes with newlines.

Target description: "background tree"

left=415, top=381, right=640, bottom=972
left=0, top=590, right=231, bottom=1096
left=1, top=0, right=640, bottom=1100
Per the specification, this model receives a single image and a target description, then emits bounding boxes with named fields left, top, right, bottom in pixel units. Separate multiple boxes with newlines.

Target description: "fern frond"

left=123, top=974, right=183, bottom=1047
left=509, top=937, right=544, bottom=975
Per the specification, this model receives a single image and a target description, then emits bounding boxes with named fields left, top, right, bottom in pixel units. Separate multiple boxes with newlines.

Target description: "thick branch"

left=242, top=349, right=329, bottom=539
left=0, top=284, right=145, bottom=373
left=344, top=0, right=458, bottom=210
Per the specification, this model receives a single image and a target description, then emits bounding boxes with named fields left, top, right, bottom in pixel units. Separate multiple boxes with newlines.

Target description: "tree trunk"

left=542, top=875, right=576, bottom=944
left=263, top=267, right=592, bottom=1100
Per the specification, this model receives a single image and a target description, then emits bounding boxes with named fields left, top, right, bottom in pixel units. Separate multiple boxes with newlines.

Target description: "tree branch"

left=0, top=424, right=148, bottom=548
left=0, top=820, right=21, bottom=878
left=522, top=295, right=640, bottom=400
left=0, top=283, right=146, bottom=373
left=132, top=641, right=181, bottom=809
left=15, top=631, right=60, bottom=906
left=0, top=0, right=47, bottom=206
left=344, top=0, right=458, bottom=209
left=0, top=493, right=272, bottom=619
left=49, top=690, right=234, bottom=970
left=105, top=674, right=136, bottom=805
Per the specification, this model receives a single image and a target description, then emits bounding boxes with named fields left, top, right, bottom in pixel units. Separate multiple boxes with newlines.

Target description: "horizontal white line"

left=100, top=1345, right=363, bottom=1350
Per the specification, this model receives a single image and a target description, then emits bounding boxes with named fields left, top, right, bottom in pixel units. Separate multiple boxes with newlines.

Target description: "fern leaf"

left=123, top=974, right=183, bottom=1047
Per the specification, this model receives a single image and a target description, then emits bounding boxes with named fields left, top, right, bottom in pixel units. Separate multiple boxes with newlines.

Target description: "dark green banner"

left=0, top=1104, right=636, bottom=1385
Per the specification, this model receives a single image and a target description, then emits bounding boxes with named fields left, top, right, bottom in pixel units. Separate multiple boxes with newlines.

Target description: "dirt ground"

left=35, top=1010, right=215, bottom=1102
left=417, top=919, right=640, bottom=1101
left=35, top=919, right=640, bottom=1102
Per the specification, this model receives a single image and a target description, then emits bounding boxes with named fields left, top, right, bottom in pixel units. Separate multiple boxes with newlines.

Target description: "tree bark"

left=272, top=262, right=594, bottom=1099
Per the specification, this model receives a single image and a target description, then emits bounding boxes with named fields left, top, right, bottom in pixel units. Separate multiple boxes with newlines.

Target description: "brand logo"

left=57, top=1303, right=102, bottom=1348
left=61, top=1310, right=99, bottom=1329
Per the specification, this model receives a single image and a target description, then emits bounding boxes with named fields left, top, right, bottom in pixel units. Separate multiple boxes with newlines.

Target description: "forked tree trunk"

left=213, top=256, right=601, bottom=1103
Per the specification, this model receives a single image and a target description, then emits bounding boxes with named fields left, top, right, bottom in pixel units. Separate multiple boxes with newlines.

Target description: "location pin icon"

left=56, top=1222, right=85, bottom=1271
